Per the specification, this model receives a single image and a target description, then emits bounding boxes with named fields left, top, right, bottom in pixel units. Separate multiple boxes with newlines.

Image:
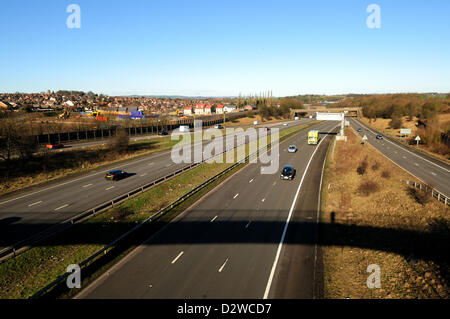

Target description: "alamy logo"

left=366, top=4, right=381, bottom=29
left=66, top=264, right=81, bottom=289
left=66, top=4, right=81, bottom=29
left=366, top=264, right=381, bottom=289
left=170, top=120, right=279, bottom=174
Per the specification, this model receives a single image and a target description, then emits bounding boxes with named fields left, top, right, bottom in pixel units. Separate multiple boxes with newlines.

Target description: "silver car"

left=288, top=145, right=297, bottom=153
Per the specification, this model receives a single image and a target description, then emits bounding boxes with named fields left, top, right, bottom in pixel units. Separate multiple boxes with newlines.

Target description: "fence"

left=0, top=162, right=201, bottom=263
left=403, top=180, right=449, bottom=206
left=31, top=112, right=250, bottom=145
left=29, top=121, right=311, bottom=298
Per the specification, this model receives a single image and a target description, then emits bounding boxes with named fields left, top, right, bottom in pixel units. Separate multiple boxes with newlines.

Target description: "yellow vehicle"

left=307, top=130, right=319, bottom=145
left=58, top=109, right=70, bottom=119
left=90, top=111, right=103, bottom=117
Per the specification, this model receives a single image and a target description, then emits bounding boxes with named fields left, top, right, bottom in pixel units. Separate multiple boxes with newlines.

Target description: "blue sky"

left=1, top=0, right=449, bottom=96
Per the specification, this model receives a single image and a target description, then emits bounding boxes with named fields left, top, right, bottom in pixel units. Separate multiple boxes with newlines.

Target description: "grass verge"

left=0, top=121, right=319, bottom=299
left=320, top=127, right=449, bottom=298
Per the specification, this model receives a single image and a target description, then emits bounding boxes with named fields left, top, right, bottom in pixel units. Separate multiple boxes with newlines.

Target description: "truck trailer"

left=308, top=130, right=319, bottom=145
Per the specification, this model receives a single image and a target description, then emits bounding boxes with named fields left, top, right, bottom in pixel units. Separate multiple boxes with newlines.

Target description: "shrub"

left=110, top=127, right=129, bottom=154
left=357, top=157, right=369, bottom=175
left=409, top=187, right=432, bottom=205
left=358, top=180, right=379, bottom=196
left=381, top=169, right=391, bottom=178
left=246, top=111, right=255, bottom=118
left=389, top=116, right=402, bottom=129
left=371, top=161, right=380, bottom=171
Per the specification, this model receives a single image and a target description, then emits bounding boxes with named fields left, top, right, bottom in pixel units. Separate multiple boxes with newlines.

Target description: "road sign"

left=361, top=135, right=368, bottom=145
left=400, top=128, right=411, bottom=136
left=415, top=135, right=421, bottom=147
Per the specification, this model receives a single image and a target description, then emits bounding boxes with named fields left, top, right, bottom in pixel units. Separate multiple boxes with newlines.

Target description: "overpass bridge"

left=291, top=107, right=361, bottom=117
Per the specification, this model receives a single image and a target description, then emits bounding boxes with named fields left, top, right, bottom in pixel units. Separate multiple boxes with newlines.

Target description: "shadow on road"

left=2, top=211, right=448, bottom=270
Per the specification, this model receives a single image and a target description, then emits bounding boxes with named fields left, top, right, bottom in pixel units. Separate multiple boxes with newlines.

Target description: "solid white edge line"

left=351, top=119, right=449, bottom=197
left=313, top=134, right=332, bottom=298
left=353, top=118, right=450, bottom=173
left=263, top=124, right=335, bottom=299
left=0, top=124, right=301, bottom=207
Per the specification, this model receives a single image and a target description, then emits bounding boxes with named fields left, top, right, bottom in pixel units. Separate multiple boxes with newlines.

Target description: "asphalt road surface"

left=77, top=120, right=339, bottom=299
left=349, top=118, right=450, bottom=197
left=0, top=119, right=310, bottom=255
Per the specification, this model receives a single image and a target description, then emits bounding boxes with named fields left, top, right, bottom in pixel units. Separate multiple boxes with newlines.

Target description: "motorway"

left=349, top=118, right=450, bottom=197
left=0, top=119, right=309, bottom=255
left=77, top=120, right=339, bottom=299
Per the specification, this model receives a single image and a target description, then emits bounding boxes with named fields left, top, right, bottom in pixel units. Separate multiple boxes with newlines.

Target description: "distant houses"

left=194, top=104, right=205, bottom=115
left=216, top=104, right=224, bottom=114
left=224, top=105, right=237, bottom=113
left=184, top=106, right=192, bottom=115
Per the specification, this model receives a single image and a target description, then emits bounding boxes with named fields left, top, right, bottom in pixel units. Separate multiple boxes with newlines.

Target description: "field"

left=320, top=128, right=449, bottom=298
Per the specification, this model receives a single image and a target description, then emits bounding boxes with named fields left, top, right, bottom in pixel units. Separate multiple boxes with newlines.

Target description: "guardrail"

left=4, top=121, right=312, bottom=263
left=29, top=121, right=314, bottom=298
left=1, top=121, right=319, bottom=264
left=0, top=162, right=201, bottom=263
left=353, top=118, right=450, bottom=168
left=14, top=112, right=253, bottom=145
left=403, top=180, right=449, bottom=206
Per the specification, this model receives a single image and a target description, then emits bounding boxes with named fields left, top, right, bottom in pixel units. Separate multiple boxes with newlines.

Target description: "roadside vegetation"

left=0, top=131, right=179, bottom=196
left=0, top=121, right=317, bottom=299
left=320, top=127, right=449, bottom=298
left=0, top=112, right=298, bottom=196
left=335, top=94, right=450, bottom=160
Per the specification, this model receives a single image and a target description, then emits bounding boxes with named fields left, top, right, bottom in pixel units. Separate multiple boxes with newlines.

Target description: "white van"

left=178, top=125, right=190, bottom=132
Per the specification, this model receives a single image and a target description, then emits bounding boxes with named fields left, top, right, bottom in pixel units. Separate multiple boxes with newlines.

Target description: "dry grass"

left=224, top=114, right=285, bottom=127
left=360, top=116, right=419, bottom=136
left=360, top=116, right=450, bottom=162
left=321, top=127, right=449, bottom=299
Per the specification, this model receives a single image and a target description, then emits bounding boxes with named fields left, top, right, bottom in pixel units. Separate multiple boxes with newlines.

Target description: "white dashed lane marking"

left=28, top=201, right=43, bottom=207
left=218, top=258, right=229, bottom=272
left=171, top=251, right=184, bottom=264
left=54, top=204, right=69, bottom=211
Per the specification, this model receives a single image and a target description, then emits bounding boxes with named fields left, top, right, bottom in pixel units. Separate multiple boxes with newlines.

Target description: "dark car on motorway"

left=105, top=170, right=129, bottom=181
left=280, top=165, right=296, bottom=180
left=357, top=128, right=362, bottom=133
left=376, top=134, right=383, bottom=139
left=158, top=130, right=168, bottom=135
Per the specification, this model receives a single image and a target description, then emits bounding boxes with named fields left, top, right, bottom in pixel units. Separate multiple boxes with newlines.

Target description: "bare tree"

left=109, top=127, right=129, bottom=154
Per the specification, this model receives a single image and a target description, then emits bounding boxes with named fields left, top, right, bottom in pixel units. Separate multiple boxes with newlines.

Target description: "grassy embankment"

left=359, top=115, right=450, bottom=163
left=0, top=121, right=318, bottom=299
left=0, top=116, right=297, bottom=196
left=0, top=136, right=180, bottom=196
left=320, top=127, right=449, bottom=298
